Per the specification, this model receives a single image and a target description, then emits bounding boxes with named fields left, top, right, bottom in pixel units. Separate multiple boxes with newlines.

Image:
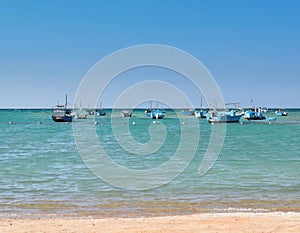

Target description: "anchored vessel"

left=145, top=109, right=165, bottom=119
left=121, top=110, right=132, bottom=117
left=206, top=102, right=244, bottom=123
left=244, top=107, right=266, bottom=120
left=206, top=109, right=244, bottom=123
left=52, top=95, right=74, bottom=122
left=195, top=97, right=207, bottom=118
left=275, top=108, right=288, bottom=116
left=151, top=109, right=165, bottom=119
left=145, top=101, right=165, bottom=119
left=243, top=99, right=276, bottom=121
left=195, top=110, right=206, bottom=118
left=95, top=102, right=106, bottom=116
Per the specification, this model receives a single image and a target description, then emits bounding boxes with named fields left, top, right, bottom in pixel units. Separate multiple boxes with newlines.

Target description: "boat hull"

left=244, top=110, right=266, bottom=120
left=145, top=109, right=165, bottom=119
left=206, top=110, right=244, bottom=123
left=151, top=110, right=165, bottom=119
left=121, top=111, right=132, bottom=117
left=207, top=115, right=242, bottom=123
left=195, top=111, right=206, bottom=118
left=52, top=95, right=74, bottom=122
left=275, top=111, right=288, bottom=116
left=152, top=115, right=164, bottom=119
left=52, top=115, right=73, bottom=122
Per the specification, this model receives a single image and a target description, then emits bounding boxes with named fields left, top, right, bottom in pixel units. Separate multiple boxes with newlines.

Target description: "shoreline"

left=1, top=212, right=299, bottom=233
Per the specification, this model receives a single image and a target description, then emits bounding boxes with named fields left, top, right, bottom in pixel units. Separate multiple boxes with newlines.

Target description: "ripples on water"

left=0, top=109, right=299, bottom=216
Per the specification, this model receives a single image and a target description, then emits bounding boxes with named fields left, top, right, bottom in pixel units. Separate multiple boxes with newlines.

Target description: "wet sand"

left=0, top=212, right=299, bottom=233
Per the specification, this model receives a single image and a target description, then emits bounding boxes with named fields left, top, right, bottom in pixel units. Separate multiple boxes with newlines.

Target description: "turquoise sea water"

left=0, top=109, right=299, bottom=217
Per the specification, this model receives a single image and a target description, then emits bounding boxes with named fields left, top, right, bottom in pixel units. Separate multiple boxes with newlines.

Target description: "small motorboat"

left=275, top=109, right=288, bottom=116
left=121, top=110, right=132, bottom=117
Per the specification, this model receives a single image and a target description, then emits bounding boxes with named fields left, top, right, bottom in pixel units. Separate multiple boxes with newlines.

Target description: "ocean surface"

left=0, top=109, right=299, bottom=217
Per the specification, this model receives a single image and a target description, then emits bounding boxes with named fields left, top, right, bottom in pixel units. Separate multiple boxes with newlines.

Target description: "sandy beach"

left=0, top=212, right=299, bottom=233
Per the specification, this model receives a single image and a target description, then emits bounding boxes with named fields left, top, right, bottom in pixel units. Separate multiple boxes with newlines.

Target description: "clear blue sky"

left=0, top=0, right=299, bottom=108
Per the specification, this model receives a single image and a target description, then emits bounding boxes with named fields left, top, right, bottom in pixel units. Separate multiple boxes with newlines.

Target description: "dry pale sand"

left=0, top=212, right=299, bottom=233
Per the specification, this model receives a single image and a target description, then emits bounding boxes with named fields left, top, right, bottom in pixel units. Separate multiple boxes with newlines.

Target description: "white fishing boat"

left=206, top=102, right=244, bottom=123
left=121, top=110, right=132, bottom=117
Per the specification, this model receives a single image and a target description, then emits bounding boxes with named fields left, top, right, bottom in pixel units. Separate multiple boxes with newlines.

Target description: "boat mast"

left=65, top=94, right=68, bottom=110
left=200, top=97, right=203, bottom=110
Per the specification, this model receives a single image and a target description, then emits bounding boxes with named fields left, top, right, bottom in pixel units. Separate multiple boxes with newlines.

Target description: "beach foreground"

left=1, top=212, right=299, bottom=233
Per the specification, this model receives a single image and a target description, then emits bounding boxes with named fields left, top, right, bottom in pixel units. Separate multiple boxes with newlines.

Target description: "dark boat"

left=95, top=102, right=106, bottom=116
left=97, top=111, right=106, bottom=116
left=52, top=95, right=74, bottom=122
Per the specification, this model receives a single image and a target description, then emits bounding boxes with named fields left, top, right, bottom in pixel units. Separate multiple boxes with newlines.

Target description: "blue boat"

left=244, top=100, right=273, bottom=121
left=244, top=107, right=266, bottom=121
left=151, top=109, right=165, bottom=119
left=195, top=97, right=206, bottom=118
left=52, top=109, right=74, bottom=122
left=244, top=107, right=277, bottom=122
left=52, top=95, right=74, bottom=122
left=275, top=109, right=288, bottom=116
left=206, top=109, right=244, bottom=123
left=145, top=101, right=164, bottom=119
left=194, top=110, right=206, bottom=118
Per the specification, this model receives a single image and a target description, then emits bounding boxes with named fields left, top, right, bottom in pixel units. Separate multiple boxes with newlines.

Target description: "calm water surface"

left=0, top=109, right=299, bottom=217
